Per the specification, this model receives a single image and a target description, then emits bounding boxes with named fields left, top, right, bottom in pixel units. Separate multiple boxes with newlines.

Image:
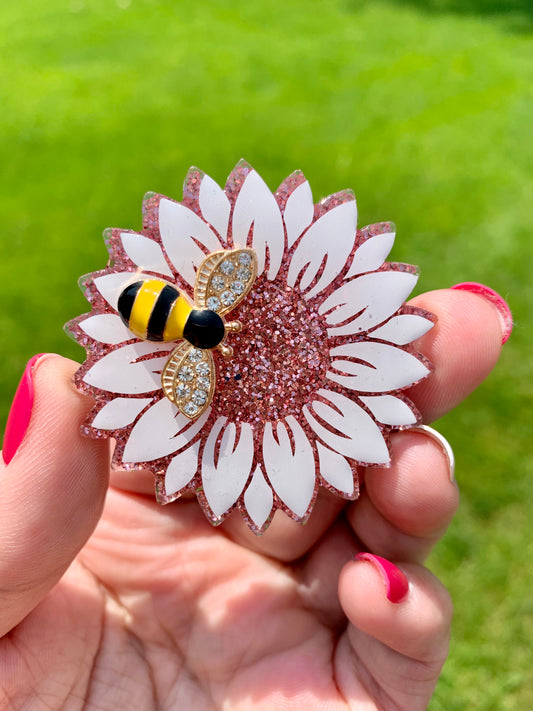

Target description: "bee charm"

left=117, top=248, right=257, bottom=419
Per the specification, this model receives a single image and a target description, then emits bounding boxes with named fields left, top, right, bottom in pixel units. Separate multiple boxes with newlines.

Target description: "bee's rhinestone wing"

left=194, top=248, right=257, bottom=316
left=161, top=344, right=215, bottom=419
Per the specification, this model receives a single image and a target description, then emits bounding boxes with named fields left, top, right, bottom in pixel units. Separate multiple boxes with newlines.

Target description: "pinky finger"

left=335, top=554, right=452, bottom=711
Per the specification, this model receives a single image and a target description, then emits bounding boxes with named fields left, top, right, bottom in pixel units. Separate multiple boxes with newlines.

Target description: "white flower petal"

left=316, top=442, right=355, bottom=496
left=159, top=198, right=223, bottom=287
left=360, top=395, right=418, bottom=426
left=346, top=231, right=395, bottom=278
left=165, top=441, right=200, bottom=495
left=370, top=314, right=435, bottom=345
left=202, top=418, right=254, bottom=517
left=287, top=198, right=357, bottom=300
left=91, top=397, right=152, bottom=430
left=263, top=416, right=315, bottom=518
left=319, top=270, right=419, bottom=337
left=328, top=342, right=430, bottom=392
left=244, top=466, right=274, bottom=529
left=231, top=170, right=285, bottom=280
left=303, top=389, right=390, bottom=465
left=79, top=314, right=134, bottom=345
left=120, top=232, right=173, bottom=277
left=198, top=173, right=231, bottom=242
left=83, top=342, right=171, bottom=394
left=283, top=180, right=314, bottom=247
left=122, top=399, right=210, bottom=462
left=93, top=272, right=139, bottom=310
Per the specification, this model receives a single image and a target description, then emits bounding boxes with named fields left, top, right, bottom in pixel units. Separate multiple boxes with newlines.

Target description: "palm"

left=2, top=484, right=442, bottom=710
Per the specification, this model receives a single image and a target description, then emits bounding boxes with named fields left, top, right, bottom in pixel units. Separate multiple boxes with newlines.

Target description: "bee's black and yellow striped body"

left=118, top=279, right=225, bottom=349
left=115, top=248, right=257, bottom=419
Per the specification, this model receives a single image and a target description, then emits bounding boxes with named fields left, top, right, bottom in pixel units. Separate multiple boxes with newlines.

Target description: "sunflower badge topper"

left=66, top=160, right=435, bottom=534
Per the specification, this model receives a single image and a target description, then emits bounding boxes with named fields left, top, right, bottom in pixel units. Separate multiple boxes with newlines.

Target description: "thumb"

left=0, top=354, right=109, bottom=636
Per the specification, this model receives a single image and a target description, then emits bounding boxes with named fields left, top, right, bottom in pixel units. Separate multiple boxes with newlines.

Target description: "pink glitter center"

left=213, top=277, right=330, bottom=425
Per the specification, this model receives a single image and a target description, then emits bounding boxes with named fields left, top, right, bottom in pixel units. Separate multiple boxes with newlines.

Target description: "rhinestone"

left=231, top=280, right=245, bottom=295
left=236, top=266, right=251, bottom=282
left=219, top=260, right=235, bottom=275
left=221, top=290, right=235, bottom=306
left=238, top=252, right=252, bottom=265
left=197, top=376, right=210, bottom=389
left=193, top=389, right=208, bottom=405
left=187, top=348, right=203, bottom=362
left=175, top=382, right=190, bottom=398
left=196, top=361, right=210, bottom=376
left=178, top=366, right=194, bottom=382
left=207, top=296, right=221, bottom=311
left=184, top=401, right=199, bottom=416
left=211, top=274, right=225, bottom=292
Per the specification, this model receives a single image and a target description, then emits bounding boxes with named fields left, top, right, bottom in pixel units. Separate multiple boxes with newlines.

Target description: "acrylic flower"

left=67, top=160, right=435, bottom=534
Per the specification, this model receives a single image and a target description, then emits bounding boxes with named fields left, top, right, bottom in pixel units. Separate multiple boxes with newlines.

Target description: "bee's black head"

left=183, top=309, right=225, bottom=349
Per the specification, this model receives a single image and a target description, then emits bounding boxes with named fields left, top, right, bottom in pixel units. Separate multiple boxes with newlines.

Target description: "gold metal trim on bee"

left=160, top=247, right=258, bottom=419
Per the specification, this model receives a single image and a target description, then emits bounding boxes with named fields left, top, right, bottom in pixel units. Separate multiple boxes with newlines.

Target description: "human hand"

left=0, top=286, right=509, bottom=710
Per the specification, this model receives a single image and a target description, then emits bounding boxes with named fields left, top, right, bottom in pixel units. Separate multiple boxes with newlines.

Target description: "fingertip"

left=18, top=352, right=110, bottom=521
left=415, top=287, right=503, bottom=362
left=360, top=429, right=460, bottom=542
left=0, top=354, right=109, bottom=615
left=2, top=353, right=95, bottom=467
left=338, top=554, right=410, bottom=650
left=340, top=556, right=453, bottom=660
left=450, top=282, right=513, bottom=344
left=353, top=553, right=409, bottom=603
left=408, top=289, right=503, bottom=421
left=2, top=354, right=51, bottom=465
left=339, top=554, right=408, bottom=634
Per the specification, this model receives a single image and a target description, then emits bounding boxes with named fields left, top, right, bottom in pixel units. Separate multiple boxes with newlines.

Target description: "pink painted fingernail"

left=451, top=282, right=513, bottom=344
left=2, top=354, right=47, bottom=465
left=354, top=553, right=409, bottom=604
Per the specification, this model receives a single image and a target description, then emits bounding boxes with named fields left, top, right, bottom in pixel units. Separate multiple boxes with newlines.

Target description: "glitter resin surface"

left=66, top=160, right=435, bottom=534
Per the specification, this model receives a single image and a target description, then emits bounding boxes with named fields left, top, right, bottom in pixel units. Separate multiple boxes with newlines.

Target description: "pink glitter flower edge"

left=66, top=160, right=436, bottom=534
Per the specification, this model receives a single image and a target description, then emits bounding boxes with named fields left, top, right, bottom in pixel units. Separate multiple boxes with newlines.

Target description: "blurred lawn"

left=0, top=0, right=531, bottom=708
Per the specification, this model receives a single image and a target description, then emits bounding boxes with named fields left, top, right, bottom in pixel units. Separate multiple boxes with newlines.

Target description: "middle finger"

left=346, top=428, right=459, bottom=562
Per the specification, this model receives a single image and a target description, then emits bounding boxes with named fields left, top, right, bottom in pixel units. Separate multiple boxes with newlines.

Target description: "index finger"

left=407, top=287, right=508, bottom=422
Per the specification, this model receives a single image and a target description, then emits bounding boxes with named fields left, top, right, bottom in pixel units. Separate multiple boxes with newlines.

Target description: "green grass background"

left=0, top=0, right=531, bottom=707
